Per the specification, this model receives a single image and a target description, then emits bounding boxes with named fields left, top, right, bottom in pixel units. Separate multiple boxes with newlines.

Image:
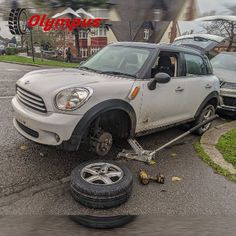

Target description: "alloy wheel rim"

left=81, top=163, right=124, bottom=185
left=202, top=108, right=214, bottom=131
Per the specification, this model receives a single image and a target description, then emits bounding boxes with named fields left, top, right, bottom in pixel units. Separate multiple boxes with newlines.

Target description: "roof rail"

left=171, top=43, right=204, bottom=54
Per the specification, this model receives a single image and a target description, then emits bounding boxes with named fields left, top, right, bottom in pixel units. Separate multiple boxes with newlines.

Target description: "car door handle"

left=205, top=84, right=212, bottom=89
left=175, top=87, right=184, bottom=92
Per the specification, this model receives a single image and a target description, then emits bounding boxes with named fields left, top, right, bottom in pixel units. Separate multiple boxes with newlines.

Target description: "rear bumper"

left=12, top=96, right=82, bottom=146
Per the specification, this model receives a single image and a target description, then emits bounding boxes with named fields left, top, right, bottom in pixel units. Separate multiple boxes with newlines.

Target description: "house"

left=51, top=8, right=109, bottom=59
left=160, top=0, right=198, bottom=43
left=106, top=0, right=197, bottom=43
left=51, top=1, right=199, bottom=59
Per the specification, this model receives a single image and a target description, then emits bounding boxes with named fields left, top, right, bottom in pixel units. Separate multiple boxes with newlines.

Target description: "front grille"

left=222, top=82, right=236, bottom=89
left=223, top=96, right=236, bottom=107
left=16, top=86, right=47, bottom=113
left=16, top=120, right=39, bottom=138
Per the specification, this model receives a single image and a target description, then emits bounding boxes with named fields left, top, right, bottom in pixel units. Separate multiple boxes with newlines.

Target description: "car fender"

left=62, top=99, right=137, bottom=151
left=194, top=91, right=219, bottom=118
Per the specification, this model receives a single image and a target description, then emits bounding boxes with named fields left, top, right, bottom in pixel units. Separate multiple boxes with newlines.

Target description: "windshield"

left=211, top=53, right=236, bottom=71
left=80, top=45, right=151, bottom=77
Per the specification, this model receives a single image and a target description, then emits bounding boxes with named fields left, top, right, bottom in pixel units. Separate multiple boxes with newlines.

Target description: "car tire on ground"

left=70, top=160, right=133, bottom=209
left=194, top=104, right=216, bottom=135
left=70, top=215, right=136, bottom=229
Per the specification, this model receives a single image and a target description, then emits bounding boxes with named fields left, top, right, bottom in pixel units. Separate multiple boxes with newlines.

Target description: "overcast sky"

left=0, top=0, right=235, bottom=14
left=197, top=0, right=235, bottom=14
left=1, top=0, right=235, bottom=39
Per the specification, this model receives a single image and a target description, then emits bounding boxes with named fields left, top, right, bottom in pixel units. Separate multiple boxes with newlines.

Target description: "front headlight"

left=55, top=87, right=92, bottom=111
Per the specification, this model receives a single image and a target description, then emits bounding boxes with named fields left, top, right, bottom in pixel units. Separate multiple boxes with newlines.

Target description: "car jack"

left=118, top=115, right=218, bottom=164
left=118, top=139, right=154, bottom=163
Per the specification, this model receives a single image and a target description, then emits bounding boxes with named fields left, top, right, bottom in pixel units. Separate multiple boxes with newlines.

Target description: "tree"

left=31, top=0, right=107, bottom=57
left=202, top=20, right=236, bottom=51
left=201, top=4, right=236, bottom=51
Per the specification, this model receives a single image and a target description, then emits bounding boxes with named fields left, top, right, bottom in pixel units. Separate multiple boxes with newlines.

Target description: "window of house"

left=81, top=48, right=88, bottom=58
left=184, top=54, right=207, bottom=76
left=153, top=9, right=163, bottom=21
left=144, top=29, right=150, bottom=40
left=91, top=27, right=106, bottom=37
left=79, top=30, right=87, bottom=39
left=89, top=8, right=109, bottom=19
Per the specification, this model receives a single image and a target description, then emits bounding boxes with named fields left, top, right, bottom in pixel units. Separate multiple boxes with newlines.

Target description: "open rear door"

left=172, top=34, right=225, bottom=53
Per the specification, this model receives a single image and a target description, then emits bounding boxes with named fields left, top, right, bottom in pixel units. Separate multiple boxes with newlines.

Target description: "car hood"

left=213, top=68, right=236, bottom=84
left=16, top=68, right=135, bottom=112
left=17, top=68, right=132, bottom=92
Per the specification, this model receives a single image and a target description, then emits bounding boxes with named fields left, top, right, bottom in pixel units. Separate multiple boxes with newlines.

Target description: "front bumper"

left=12, top=96, right=83, bottom=146
left=218, top=88, right=236, bottom=114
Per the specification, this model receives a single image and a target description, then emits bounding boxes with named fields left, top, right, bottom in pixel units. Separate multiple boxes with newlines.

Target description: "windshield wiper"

left=100, top=71, right=136, bottom=78
left=79, top=66, right=100, bottom=73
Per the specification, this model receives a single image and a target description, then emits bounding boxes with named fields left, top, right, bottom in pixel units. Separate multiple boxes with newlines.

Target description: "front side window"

left=81, top=45, right=151, bottom=77
left=184, top=54, right=207, bottom=76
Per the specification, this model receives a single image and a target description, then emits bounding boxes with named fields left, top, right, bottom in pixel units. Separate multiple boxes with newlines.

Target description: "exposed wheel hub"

left=91, top=131, right=113, bottom=156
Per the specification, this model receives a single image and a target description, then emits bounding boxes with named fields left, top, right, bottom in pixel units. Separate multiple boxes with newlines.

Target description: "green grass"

left=194, top=142, right=236, bottom=182
left=0, top=55, right=79, bottom=68
left=216, top=129, right=236, bottom=168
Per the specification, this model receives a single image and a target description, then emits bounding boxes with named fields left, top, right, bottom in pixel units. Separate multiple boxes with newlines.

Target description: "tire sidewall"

left=71, top=160, right=133, bottom=197
left=196, top=104, right=215, bottom=134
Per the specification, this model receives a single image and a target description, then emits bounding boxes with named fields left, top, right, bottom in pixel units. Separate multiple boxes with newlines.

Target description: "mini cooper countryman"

left=12, top=41, right=220, bottom=156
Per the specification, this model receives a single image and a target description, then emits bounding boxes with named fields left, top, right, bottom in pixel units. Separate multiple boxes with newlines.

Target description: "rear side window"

left=184, top=54, right=207, bottom=76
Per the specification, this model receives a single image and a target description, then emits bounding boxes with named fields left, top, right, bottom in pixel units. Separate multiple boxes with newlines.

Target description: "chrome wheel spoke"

left=106, top=171, right=123, bottom=178
left=86, top=175, right=101, bottom=183
left=204, top=110, right=212, bottom=119
left=83, top=167, right=98, bottom=176
left=99, top=176, right=113, bottom=185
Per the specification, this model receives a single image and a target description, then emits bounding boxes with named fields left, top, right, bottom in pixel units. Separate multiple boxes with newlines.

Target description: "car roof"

left=174, top=34, right=225, bottom=43
left=112, top=42, right=202, bottom=55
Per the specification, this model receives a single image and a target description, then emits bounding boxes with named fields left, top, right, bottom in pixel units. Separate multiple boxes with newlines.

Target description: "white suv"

left=12, top=42, right=220, bottom=156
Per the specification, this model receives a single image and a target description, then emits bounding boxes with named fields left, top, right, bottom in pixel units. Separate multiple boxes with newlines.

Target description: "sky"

left=0, top=0, right=235, bottom=39
left=197, top=0, right=235, bottom=14
left=0, top=0, right=235, bottom=14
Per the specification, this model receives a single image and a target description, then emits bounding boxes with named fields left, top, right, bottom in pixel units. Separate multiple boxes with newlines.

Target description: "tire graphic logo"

left=8, top=8, right=28, bottom=35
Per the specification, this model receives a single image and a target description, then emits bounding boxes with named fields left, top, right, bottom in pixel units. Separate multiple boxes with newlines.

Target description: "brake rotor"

left=92, top=131, right=113, bottom=156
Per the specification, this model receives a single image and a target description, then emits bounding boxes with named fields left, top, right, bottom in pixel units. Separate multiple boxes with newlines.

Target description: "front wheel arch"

left=194, top=92, right=219, bottom=119
left=65, top=100, right=137, bottom=151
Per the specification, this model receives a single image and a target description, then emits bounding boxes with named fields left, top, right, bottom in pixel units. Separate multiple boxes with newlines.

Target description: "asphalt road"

left=1, top=216, right=236, bottom=236
left=0, top=62, right=236, bottom=215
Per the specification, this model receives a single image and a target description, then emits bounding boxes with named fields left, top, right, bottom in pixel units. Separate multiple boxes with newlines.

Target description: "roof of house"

left=107, top=0, right=187, bottom=42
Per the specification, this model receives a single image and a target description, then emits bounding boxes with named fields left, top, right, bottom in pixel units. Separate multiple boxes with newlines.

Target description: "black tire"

left=8, top=8, right=27, bottom=35
left=70, top=215, right=136, bottom=229
left=194, top=104, right=216, bottom=135
left=70, top=161, right=133, bottom=209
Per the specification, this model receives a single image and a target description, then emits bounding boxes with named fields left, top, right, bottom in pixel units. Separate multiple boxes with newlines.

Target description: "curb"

left=200, top=121, right=236, bottom=175
left=0, top=60, right=44, bottom=67
left=0, top=60, right=78, bottom=68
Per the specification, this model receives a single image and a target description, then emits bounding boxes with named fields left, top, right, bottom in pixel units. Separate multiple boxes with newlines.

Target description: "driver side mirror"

left=148, top=73, right=171, bottom=91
